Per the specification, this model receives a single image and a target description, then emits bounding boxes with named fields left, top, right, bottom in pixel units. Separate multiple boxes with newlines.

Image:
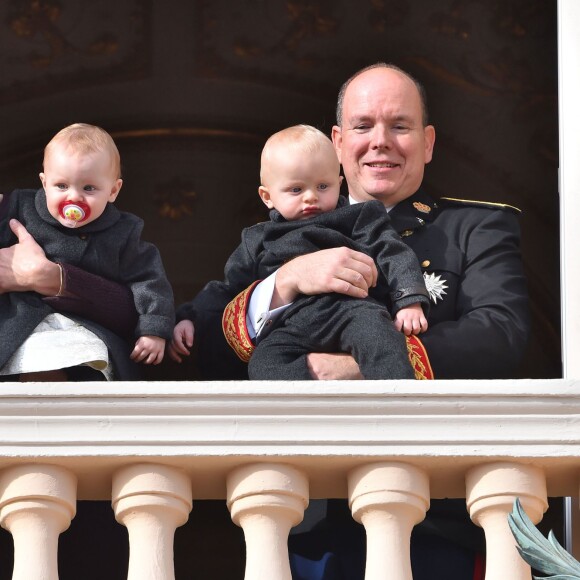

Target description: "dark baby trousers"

left=248, top=295, right=414, bottom=380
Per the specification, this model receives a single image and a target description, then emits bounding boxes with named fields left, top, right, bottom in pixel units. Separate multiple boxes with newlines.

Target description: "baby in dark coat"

left=0, top=123, right=174, bottom=380
left=171, top=125, right=429, bottom=379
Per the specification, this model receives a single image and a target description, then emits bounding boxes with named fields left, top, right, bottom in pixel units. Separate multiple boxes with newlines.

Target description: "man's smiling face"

left=332, top=67, right=435, bottom=207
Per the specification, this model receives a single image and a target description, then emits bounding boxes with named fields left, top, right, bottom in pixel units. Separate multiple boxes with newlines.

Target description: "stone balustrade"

left=0, top=379, right=578, bottom=579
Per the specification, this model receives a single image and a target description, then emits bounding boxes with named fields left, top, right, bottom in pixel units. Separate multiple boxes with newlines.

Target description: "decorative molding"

left=194, top=0, right=556, bottom=109
left=0, top=0, right=151, bottom=104
left=153, top=177, right=197, bottom=220
left=0, top=380, right=579, bottom=500
left=0, top=126, right=265, bottom=172
left=111, top=127, right=265, bottom=144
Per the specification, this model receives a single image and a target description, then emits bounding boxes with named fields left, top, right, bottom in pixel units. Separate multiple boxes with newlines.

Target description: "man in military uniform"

left=177, top=63, right=530, bottom=579
left=186, top=63, right=529, bottom=385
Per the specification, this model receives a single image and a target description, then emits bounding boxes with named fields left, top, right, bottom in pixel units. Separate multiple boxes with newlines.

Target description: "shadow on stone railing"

left=509, top=498, right=580, bottom=579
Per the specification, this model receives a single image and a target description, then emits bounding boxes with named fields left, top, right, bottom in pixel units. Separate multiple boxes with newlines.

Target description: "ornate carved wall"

left=0, top=0, right=559, bottom=379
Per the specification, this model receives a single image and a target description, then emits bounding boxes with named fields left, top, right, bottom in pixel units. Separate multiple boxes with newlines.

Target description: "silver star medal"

left=423, top=272, right=448, bottom=304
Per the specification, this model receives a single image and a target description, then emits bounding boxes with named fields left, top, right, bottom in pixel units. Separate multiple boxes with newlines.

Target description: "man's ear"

left=109, top=179, right=123, bottom=202
left=331, top=125, right=343, bottom=163
left=39, top=173, right=46, bottom=188
left=258, top=185, right=274, bottom=209
left=424, top=125, right=436, bottom=164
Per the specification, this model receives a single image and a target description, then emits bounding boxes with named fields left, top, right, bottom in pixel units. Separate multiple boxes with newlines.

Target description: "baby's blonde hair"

left=44, top=123, right=121, bottom=178
left=260, top=124, right=338, bottom=183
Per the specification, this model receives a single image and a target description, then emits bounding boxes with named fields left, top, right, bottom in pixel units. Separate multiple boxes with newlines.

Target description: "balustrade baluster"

left=466, top=461, right=548, bottom=580
left=227, top=462, right=308, bottom=580
left=112, top=463, right=192, bottom=580
left=0, top=464, right=77, bottom=580
left=348, top=461, right=430, bottom=580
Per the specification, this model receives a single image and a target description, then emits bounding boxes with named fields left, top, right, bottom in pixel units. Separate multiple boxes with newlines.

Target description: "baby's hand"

left=394, top=303, right=428, bottom=336
left=168, top=319, right=195, bottom=363
left=131, top=335, right=166, bottom=365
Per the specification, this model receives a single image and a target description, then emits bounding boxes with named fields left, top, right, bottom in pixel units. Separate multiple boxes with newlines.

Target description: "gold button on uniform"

left=421, top=260, right=431, bottom=268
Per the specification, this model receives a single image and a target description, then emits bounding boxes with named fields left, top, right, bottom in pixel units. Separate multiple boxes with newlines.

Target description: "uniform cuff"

left=222, top=281, right=261, bottom=362
left=406, top=335, right=434, bottom=380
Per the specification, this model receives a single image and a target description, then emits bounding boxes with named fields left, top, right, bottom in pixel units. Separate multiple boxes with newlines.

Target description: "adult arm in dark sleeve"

left=43, top=263, right=138, bottom=340
left=420, top=209, right=531, bottom=379
left=177, top=226, right=261, bottom=324
left=175, top=228, right=261, bottom=379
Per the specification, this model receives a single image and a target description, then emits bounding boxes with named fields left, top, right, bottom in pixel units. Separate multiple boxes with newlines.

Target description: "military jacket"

left=387, top=190, right=530, bottom=378
left=183, top=190, right=530, bottom=380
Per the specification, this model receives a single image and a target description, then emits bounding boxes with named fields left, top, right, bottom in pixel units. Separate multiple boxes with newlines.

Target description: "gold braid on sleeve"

left=406, top=335, right=434, bottom=380
left=222, top=281, right=261, bottom=362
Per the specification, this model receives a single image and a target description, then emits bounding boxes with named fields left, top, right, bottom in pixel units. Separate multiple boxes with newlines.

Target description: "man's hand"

left=306, top=352, right=364, bottom=380
left=168, top=319, right=195, bottom=363
left=272, top=247, right=378, bottom=308
left=394, top=303, right=428, bottom=336
left=0, top=219, right=61, bottom=295
left=131, top=335, right=166, bottom=365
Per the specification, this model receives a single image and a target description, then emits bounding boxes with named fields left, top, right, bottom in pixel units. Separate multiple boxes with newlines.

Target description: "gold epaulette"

left=406, top=335, right=434, bottom=380
left=222, top=281, right=261, bottom=362
left=440, top=197, right=521, bottom=214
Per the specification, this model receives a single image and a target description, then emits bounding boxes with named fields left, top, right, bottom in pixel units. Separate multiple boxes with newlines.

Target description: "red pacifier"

left=58, top=200, right=90, bottom=228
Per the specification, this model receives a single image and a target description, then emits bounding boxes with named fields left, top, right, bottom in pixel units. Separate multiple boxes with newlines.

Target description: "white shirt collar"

left=348, top=194, right=394, bottom=213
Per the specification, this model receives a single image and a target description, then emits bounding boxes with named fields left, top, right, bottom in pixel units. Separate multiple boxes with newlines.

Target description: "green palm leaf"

left=509, top=498, right=580, bottom=579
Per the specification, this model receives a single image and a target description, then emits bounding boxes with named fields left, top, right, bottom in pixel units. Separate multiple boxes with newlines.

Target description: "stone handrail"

left=0, top=379, right=578, bottom=579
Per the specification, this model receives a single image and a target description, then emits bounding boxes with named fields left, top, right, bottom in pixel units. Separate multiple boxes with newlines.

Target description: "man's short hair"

left=336, top=63, right=429, bottom=127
